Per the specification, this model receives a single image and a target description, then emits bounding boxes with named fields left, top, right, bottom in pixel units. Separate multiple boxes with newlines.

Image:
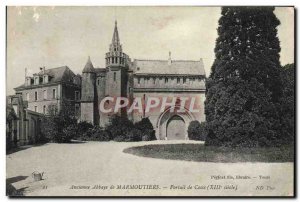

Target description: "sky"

left=6, top=6, right=294, bottom=95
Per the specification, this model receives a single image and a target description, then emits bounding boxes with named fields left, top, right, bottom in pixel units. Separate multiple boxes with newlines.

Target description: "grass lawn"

left=123, top=143, right=294, bottom=163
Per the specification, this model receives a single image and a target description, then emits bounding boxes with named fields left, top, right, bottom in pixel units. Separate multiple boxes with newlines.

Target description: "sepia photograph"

left=5, top=6, right=295, bottom=197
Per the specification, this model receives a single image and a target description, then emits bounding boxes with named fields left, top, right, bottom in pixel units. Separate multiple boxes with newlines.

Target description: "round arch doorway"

left=166, top=115, right=185, bottom=140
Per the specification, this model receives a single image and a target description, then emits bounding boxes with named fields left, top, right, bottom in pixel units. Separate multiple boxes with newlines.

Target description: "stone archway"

left=156, top=106, right=195, bottom=140
left=166, top=115, right=185, bottom=140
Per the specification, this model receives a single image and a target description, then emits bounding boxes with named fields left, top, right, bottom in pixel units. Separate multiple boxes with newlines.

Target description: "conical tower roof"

left=82, top=56, right=95, bottom=73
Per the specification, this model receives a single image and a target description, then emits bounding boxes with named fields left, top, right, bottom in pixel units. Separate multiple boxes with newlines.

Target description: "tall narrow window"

left=116, top=57, right=118, bottom=64
left=112, top=57, right=115, bottom=64
left=165, top=78, right=168, bottom=83
left=75, top=104, right=80, bottom=117
left=183, top=78, right=186, bottom=84
left=138, top=78, right=140, bottom=84
left=43, top=105, right=46, bottom=114
left=34, top=106, right=37, bottom=112
left=114, top=72, right=116, bottom=81
left=35, top=91, right=38, bottom=101
left=75, top=91, right=80, bottom=101
left=177, top=78, right=180, bottom=84
left=52, top=89, right=56, bottom=99
left=43, top=90, right=47, bottom=100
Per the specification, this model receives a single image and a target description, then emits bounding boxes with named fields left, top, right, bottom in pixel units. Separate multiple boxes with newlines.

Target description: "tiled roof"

left=133, top=59, right=206, bottom=76
left=15, top=66, right=76, bottom=90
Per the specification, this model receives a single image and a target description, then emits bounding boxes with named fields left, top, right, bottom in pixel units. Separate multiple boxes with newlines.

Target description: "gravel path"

left=6, top=141, right=294, bottom=196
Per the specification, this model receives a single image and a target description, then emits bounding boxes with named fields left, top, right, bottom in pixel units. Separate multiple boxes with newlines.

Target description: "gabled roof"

left=14, top=66, right=77, bottom=90
left=82, top=56, right=95, bottom=73
left=133, top=59, right=206, bottom=76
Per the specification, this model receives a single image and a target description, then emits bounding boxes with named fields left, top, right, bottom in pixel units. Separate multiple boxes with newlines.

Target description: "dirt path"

left=6, top=141, right=294, bottom=196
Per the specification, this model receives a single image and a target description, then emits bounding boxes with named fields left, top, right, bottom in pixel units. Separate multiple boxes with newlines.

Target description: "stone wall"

left=133, top=75, right=205, bottom=90
left=132, top=91, right=206, bottom=140
left=19, top=84, right=62, bottom=114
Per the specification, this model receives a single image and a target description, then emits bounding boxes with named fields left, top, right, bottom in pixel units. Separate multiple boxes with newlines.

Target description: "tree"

left=41, top=102, right=77, bottom=143
left=278, top=63, right=295, bottom=144
left=205, top=7, right=283, bottom=147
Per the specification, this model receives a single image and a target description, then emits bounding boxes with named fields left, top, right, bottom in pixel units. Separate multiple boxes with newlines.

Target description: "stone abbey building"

left=12, top=21, right=206, bottom=141
left=81, top=21, right=206, bottom=140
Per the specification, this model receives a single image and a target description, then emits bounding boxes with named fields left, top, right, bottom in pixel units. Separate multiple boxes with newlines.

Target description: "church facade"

left=81, top=21, right=206, bottom=140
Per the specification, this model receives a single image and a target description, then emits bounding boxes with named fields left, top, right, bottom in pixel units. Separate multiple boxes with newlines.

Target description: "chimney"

left=168, top=51, right=172, bottom=65
left=43, top=66, right=46, bottom=74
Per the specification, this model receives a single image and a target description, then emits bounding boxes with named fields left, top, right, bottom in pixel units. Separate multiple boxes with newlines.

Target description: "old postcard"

left=6, top=6, right=295, bottom=197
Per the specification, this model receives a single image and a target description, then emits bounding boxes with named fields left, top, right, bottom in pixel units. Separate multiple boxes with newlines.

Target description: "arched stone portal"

left=167, top=115, right=185, bottom=140
left=156, top=106, right=195, bottom=140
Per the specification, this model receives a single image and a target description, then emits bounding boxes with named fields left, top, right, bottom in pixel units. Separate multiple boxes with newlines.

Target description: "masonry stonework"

left=11, top=21, right=206, bottom=141
left=80, top=21, right=206, bottom=140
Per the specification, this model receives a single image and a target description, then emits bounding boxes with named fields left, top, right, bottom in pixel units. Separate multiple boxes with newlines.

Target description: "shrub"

left=106, top=115, right=134, bottom=140
left=85, top=126, right=111, bottom=141
left=188, top=121, right=207, bottom=141
left=61, top=124, right=78, bottom=143
left=125, top=128, right=143, bottom=142
left=142, top=133, right=152, bottom=141
left=135, top=118, right=156, bottom=141
left=77, top=121, right=94, bottom=139
left=114, top=135, right=126, bottom=142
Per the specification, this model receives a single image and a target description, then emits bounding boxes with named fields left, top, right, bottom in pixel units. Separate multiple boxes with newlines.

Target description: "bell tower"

left=105, top=21, right=130, bottom=115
